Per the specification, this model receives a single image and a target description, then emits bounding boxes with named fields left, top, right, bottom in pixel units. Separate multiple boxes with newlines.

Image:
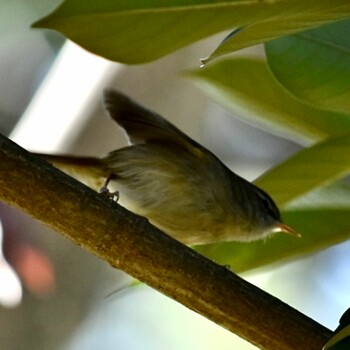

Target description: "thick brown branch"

left=0, top=134, right=331, bottom=349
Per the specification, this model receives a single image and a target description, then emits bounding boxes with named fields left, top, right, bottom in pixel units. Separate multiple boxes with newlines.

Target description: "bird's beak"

left=273, top=223, right=301, bottom=238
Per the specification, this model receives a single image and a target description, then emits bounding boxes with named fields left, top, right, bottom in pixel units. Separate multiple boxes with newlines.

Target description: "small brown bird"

left=37, top=89, right=299, bottom=245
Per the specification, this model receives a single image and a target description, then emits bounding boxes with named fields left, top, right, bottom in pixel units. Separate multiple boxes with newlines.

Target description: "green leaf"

left=203, top=2, right=350, bottom=64
left=255, top=133, right=350, bottom=207
left=196, top=207, right=350, bottom=273
left=265, top=19, right=350, bottom=115
left=286, top=183, right=350, bottom=210
left=33, top=0, right=350, bottom=64
left=187, top=57, right=350, bottom=145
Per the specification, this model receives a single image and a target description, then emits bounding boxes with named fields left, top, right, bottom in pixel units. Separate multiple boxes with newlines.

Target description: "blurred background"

left=1, top=1, right=350, bottom=349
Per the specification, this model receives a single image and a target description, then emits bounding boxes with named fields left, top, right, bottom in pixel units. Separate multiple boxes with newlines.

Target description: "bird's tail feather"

left=33, top=153, right=106, bottom=190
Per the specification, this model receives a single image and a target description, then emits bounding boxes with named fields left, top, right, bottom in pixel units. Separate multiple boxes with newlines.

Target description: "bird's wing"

left=103, top=89, right=204, bottom=155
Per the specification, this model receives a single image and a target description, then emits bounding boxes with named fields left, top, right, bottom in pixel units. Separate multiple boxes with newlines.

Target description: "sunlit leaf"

left=286, top=183, right=350, bottom=210
left=266, top=19, right=350, bottom=115
left=255, top=133, right=350, bottom=207
left=33, top=0, right=350, bottom=64
left=203, top=2, right=350, bottom=63
left=187, top=58, right=350, bottom=145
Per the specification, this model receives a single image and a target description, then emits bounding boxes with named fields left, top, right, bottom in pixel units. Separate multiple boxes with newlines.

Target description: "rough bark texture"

left=0, top=134, right=332, bottom=349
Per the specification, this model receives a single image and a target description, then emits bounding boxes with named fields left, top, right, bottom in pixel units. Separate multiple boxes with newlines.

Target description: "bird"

left=36, top=89, right=299, bottom=245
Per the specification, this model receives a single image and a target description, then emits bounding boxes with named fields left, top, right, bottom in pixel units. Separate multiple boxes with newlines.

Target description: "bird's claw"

left=99, top=174, right=119, bottom=202
left=99, top=186, right=119, bottom=201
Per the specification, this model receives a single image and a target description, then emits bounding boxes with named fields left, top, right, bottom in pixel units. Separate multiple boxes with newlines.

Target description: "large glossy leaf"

left=187, top=58, right=350, bottom=145
left=197, top=207, right=350, bottom=273
left=255, top=133, right=350, bottom=207
left=33, top=0, right=350, bottom=64
left=266, top=19, right=350, bottom=115
left=202, top=2, right=350, bottom=64
left=286, top=183, right=350, bottom=210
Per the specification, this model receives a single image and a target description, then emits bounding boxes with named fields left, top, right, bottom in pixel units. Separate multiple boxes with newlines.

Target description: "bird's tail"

left=33, top=153, right=106, bottom=190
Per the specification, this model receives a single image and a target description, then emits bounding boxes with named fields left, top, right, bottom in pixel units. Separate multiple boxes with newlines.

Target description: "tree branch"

left=0, top=134, right=331, bottom=349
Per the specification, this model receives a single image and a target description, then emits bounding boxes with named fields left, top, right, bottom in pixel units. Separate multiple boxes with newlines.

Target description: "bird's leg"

left=99, top=174, right=119, bottom=201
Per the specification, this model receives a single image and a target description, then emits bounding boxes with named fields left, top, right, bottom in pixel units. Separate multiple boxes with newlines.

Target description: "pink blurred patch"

left=14, top=245, right=55, bottom=297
